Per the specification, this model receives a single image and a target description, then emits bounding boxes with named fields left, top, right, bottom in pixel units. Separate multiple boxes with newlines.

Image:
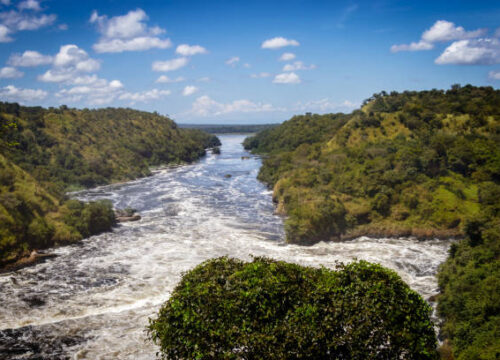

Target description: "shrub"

left=81, top=200, right=116, bottom=236
left=149, top=257, right=438, bottom=360
left=63, top=199, right=115, bottom=237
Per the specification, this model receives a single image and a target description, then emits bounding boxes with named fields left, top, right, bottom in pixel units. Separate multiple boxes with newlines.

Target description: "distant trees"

left=149, top=257, right=438, bottom=359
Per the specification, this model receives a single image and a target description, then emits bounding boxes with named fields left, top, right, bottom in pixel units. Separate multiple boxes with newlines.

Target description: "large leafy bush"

left=149, top=257, right=437, bottom=359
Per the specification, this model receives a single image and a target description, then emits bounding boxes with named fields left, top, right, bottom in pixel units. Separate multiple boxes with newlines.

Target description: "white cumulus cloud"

left=261, top=37, right=299, bottom=49
left=0, top=66, right=23, bottom=78
left=38, top=44, right=100, bottom=83
left=182, top=85, right=198, bottom=96
left=0, top=10, right=56, bottom=33
left=176, top=44, right=207, bottom=56
left=0, top=84, right=47, bottom=103
left=152, top=57, right=189, bottom=72
left=391, top=20, right=485, bottom=53
left=8, top=50, right=52, bottom=66
left=90, top=9, right=171, bottom=53
left=435, top=38, right=500, bottom=65
left=273, top=72, right=301, bottom=84
left=422, top=20, right=486, bottom=43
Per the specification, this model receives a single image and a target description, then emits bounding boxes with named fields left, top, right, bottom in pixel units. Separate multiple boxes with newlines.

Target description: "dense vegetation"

left=244, top=85, right=500, bottom=359
left=179, top=123, right=278, bottom=134
left=437, top=189, right=500, bottom=359
left=1, top=103, right=219, bottom=194
left=244, top=85, right=499, bottom=244
left=0, top=102, right=219, bottom=266
left=149, top=257, right=437, bottom=359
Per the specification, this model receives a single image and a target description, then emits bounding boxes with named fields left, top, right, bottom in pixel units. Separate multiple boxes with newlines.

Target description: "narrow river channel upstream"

left=0, top=134, right=452, bottom=359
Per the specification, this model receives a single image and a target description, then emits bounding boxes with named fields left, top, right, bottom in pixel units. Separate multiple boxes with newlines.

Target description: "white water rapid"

left=0, top=134, right=451, bottom=359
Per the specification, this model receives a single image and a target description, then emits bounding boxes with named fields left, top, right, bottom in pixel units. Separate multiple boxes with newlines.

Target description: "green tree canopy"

left=149, top=257, right=438, bottom=359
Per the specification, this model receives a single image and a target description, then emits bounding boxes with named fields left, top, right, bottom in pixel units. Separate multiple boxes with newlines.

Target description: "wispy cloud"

left=294, top=98, right=358, bottom=112
left=225, top=56, right=240, bottom=66
left=152, top=58, right=189, bottom=72
left=282, top=61, right=316, bottom=71
left=250, top=72, right=271, bottom=78
left=187, top=95, right=282, bottom=117
left=489, top=70, right=500, bottom=80
left=279, top=52, right=296, bottom=61
left=155, top=75, right=185, bottom=83
left=337, top=4, right=358, bottom=29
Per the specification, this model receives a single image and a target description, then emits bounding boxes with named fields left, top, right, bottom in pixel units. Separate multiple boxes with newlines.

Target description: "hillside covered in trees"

left=244, top=85, right=500, bottom=359
left=245, top=85, right=499, bottom=243
left=0, top=102, right=219, bottom=267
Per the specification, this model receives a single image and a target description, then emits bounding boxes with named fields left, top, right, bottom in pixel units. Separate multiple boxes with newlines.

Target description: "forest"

left=244, top=85, right=499, bottom=359
left=0, top=103, right=219, bottom=267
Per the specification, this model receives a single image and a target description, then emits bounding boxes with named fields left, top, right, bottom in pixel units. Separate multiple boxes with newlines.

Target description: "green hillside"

left=0, top=102, right=219, bottom=266
left=244, top=84, right=500, bottom=359
left=244, top=85, right=499, bottom=244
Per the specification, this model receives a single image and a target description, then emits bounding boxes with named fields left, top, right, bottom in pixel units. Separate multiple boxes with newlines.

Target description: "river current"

left=0, top=134, right=451, bottom=359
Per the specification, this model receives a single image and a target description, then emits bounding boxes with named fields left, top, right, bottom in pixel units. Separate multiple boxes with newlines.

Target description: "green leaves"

left=148, top=257, right=438, bottom=359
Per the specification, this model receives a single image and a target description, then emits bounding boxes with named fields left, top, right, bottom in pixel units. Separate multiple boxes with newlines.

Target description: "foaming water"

left=0, top=134, right=451, bottom=359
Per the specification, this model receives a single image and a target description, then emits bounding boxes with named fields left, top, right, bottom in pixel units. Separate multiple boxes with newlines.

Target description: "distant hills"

left=179, top=123, right=278, bottom=134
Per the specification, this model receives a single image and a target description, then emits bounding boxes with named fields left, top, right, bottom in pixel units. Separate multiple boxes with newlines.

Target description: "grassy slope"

left=0, top=102, right=220, bottom=265
left=244, top=85, right=500, bottom=359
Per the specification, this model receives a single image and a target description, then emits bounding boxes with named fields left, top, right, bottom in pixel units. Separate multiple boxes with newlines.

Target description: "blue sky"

left=0, top=0, right=499, bottom=123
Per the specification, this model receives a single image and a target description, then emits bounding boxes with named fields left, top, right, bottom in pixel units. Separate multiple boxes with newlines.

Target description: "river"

left=0, top=134, right=451, bottom=359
